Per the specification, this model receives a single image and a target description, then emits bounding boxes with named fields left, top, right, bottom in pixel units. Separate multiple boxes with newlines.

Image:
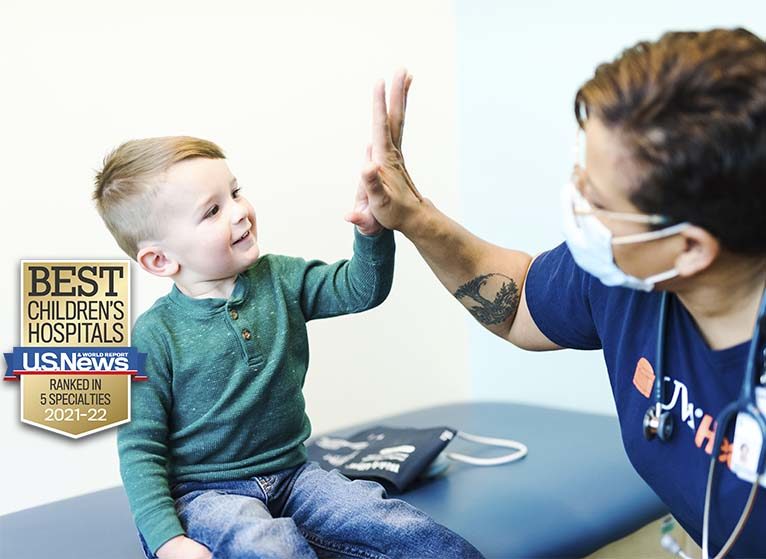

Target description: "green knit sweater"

left=117, top=229, right=395, bottom=554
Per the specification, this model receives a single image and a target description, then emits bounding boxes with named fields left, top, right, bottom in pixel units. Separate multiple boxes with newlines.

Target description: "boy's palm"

left=345, top=145, right=384, bottom=236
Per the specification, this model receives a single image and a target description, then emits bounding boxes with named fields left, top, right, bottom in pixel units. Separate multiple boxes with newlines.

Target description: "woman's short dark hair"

left=575, top=28, right=766, bottom=255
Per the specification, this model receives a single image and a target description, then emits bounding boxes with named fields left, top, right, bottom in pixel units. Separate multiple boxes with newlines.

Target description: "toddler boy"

left=94, top=135, right=482, bottom=558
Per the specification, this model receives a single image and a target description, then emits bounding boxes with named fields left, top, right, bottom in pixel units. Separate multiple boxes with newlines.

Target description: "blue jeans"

left=138, top=461, right=483, bottom=559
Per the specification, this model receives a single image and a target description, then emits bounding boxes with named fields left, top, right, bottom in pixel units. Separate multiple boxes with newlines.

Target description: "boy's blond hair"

left=93, top=136, right=225, bottom=260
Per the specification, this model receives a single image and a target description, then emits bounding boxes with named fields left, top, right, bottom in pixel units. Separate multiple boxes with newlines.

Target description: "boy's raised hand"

left=345, top=68, right=416, bottom=235
left=345, top=145, right=385, bottom=236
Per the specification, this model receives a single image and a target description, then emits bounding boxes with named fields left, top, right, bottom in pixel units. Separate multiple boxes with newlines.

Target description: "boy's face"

left=154, top=157, right=259, bottom=282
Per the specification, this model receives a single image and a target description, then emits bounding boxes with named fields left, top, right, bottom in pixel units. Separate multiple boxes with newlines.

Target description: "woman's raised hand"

left=360, top=69, right=428, bottom=234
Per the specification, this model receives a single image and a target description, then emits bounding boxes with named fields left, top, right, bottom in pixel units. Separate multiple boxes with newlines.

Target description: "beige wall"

left=0, top=0, right=467, bottom=515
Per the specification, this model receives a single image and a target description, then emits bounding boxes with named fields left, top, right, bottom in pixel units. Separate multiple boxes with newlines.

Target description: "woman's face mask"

left=561, top=179, right=690, bottom=292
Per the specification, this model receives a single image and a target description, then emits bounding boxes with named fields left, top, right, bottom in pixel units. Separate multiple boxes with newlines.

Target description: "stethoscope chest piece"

left=643, top=406, right=675, bottom=442
left=643, top=291, right=675, bottom=443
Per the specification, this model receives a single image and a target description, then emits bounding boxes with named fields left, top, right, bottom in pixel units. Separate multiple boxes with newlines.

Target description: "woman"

left=351, top=28, right=766, bottom=557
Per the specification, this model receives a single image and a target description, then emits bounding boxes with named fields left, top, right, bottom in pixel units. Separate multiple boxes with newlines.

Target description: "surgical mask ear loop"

left=444, top=431, right=528, bottom=466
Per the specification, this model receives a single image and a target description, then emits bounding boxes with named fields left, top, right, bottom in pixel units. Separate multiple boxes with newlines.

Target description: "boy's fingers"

left=344, top=211, right=363, bottom=225
left=365, top=143, right=372, bottom=163
left=360, top=162, right=383, bottom=195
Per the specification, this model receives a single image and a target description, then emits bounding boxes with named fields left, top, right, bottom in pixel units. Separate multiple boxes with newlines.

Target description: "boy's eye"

left=204, top=204, right=220, bottom=219
left=232, top=187, right=241, bottom=198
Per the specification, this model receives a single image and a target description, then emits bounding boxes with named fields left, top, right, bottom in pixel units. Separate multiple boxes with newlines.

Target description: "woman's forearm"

left=403, top=200, right=533, bottom=339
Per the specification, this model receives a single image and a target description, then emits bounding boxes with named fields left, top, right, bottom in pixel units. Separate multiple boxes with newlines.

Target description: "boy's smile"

left=233, top=230, right=252, bottom=245
left=146, top=157, right=260, bottom=297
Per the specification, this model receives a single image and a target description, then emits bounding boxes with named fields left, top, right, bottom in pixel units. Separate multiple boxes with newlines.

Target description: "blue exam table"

left=0, top=402, right=667, bottom=558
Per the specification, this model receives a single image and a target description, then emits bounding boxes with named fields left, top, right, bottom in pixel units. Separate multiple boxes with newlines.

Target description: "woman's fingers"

left=372, top=80, right=393, bottom=163
left=389, top=68, right=408, bottom=149
left=404, top=73, right=413, bottom=109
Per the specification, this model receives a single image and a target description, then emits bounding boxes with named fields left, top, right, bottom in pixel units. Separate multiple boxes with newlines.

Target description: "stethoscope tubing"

left=651, top=289, right=766, bottom=559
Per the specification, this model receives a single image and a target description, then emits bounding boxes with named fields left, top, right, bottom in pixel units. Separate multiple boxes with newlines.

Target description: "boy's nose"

left=230, top=200, right=248, bottom=223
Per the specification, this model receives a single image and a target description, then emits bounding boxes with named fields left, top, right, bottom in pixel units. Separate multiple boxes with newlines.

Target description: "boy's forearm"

left=118, top=435, right=185, bottom=553
left=346, top=228, right=395, bottom=310
left=401, top=200, right=532, bottom=339
left=117, top=361, right=184, bottom=556
left=297, top=229, right=394, bottom=320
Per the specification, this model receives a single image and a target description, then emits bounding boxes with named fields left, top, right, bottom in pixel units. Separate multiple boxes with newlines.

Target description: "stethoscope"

left=642, top=289, right=766, bottom=559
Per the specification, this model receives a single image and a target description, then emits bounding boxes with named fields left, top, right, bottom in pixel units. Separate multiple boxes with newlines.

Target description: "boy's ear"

left=136, top=245, right=180, bottom=277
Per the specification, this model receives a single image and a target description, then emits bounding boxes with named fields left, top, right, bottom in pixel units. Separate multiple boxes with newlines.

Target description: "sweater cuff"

left=139, top=508, right=186, bottom=555
left=353, top=228, right=395, bottom=263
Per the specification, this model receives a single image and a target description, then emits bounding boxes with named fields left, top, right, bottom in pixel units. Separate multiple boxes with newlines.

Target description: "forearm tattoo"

left=453, top=273, right=520, bottom=325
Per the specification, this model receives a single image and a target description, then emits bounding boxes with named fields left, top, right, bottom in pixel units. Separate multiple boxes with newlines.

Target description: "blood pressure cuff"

left=306, top=425, right=457, bottom=492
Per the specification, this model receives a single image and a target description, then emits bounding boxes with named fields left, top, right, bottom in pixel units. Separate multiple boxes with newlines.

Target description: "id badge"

left=731, top=386, right=766, bottom=488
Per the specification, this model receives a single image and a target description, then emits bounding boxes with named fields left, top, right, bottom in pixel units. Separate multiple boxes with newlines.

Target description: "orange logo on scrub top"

left=633, top=357, right=655, bottom=398
left=630, top=359, right=734, bottom=467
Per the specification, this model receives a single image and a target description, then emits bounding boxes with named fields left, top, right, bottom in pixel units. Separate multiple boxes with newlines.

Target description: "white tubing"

left=445, top=431, right=528, bottom=466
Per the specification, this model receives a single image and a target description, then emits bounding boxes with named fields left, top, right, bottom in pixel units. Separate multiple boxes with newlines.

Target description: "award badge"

left=4, top=261, right=145, bottom=438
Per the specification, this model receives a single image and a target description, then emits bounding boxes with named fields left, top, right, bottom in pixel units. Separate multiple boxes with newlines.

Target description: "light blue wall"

left=456, top=1, right=766, bottom=415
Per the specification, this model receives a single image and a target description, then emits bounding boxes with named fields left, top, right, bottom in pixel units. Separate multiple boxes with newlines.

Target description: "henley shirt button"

left=229, top=309, right=239, bottom=320
left=242, top=328, right=252, bottom=340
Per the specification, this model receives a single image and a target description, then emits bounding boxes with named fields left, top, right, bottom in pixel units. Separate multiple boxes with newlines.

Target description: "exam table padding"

left=0, top=402, right=667, bottom=558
